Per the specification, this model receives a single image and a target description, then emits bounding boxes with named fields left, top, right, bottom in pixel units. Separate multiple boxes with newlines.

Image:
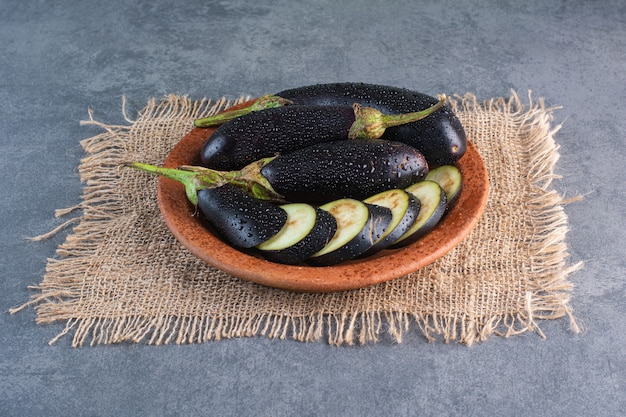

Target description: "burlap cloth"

left=13, top=91, right=583, bottom=347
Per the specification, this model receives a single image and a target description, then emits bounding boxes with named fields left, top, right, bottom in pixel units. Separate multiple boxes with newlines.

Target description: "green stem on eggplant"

left=123, top=158, right=286, bottom=207
left=348, top=94, right=447, bottom=139
left=193, top=95, right=293, bottom=127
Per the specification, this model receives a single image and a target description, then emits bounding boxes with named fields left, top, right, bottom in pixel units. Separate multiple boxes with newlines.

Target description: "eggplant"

left=259, top=139, right=429, bottom=204
left=279, top=83, right=465, bottom=166
left=255, top=203, right=337, bottom=265
left=360, top=189, right=420, bottom=256
left=125, top=138, right=428, bottom=205
left=202, top=105, right=353, bottom=170
left=308, top=199, right=393, bottom=266
left=391, top=180, right=447, bottom=247
left=197, top=184, right=287, bottom=248
left=200, top=98, right=445, bottom=170
left=425, top=164, right=463, bottom=208
left=194, top=82, right=466, bottom=166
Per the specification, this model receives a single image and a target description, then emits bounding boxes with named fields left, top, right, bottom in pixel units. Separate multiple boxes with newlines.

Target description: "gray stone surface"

left=1, top=0, right=624, bottom=415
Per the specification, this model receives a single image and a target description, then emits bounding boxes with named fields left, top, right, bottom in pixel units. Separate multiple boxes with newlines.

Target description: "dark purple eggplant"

left=197, top=184, right=287, bottom=248
left=125, top=138, right=428, bottom=206
left=258, top=139, right=429, bottom=204
left=201, top=105, right=354, bottom=170
left=200, top=98, right=445, bottom=170
left=194, top=82, right=466, bottom=166
left=279, top=83, right=466, bottom=167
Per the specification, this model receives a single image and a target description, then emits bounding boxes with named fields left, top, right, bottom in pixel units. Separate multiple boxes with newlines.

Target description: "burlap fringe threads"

left=450, top=91, right=583, bottom=341
left=11, top=91, right=582, bottom=347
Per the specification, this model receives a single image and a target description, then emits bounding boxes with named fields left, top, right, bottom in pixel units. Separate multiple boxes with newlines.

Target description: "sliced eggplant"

left=255, top=203, right=337, bottom=265
left=308, top=199, right=392, bottom=266
left=198, top=96, right=445, bottom=171
left=425, top=165, right=462, bottom=208
left=360, top=189, right=420, bottom=257
left=197, top=184, right=287, bottom=248
left=391, top=180, right=447, bottom=247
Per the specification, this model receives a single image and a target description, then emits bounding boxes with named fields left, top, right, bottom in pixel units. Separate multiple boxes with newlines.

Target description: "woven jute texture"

left=13, top=91, right=582, bottom=347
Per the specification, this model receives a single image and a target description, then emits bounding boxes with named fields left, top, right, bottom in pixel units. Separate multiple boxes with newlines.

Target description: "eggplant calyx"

left=218, top=157, right=287, bottom=203
left=123, top=159, right=286, bottom=207
left=348, top=94, right=447, bottom=139
left=193, top=94, right=293, bottom=127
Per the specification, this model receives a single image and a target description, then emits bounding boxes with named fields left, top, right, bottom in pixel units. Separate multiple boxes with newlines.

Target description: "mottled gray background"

left=1, top=0, right=624, bottom=416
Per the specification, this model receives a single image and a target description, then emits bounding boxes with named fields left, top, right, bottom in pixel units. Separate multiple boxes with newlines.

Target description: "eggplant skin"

left=197, top=185, right=287, bottom=249
left=200, top=105, right=356, bottom=170
left=277, top=82, right=466, bottom=166
left=261, top=139, right=429, bottom=204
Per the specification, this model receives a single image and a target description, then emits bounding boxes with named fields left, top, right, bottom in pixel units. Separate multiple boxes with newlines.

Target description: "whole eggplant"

left=276, top=82, right=466, bottom=166
left=259, top=139, right=429, bottom=204
left=200, top=98, right=444, bottom=170
left=125, top=138, right=428, bottom=206
left=195, top=82, right=466, bottom=166
left=201, top=105, right=355, bottom=170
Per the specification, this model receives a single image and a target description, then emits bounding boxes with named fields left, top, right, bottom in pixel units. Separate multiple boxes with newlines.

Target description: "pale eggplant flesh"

left=391, top=180, right=447, bottom=247
left=360, top=188, right=420, bottom=256
left=308, top=199, right=393, bottom=266
left=425, top=165, right=463, bottom=208
left=255, top=203, right=337, bottom=265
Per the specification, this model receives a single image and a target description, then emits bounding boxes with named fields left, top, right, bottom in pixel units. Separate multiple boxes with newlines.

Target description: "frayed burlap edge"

left=448, top=91, right=583, bottom=342
left=11, top=91, right=583, bottom=347
left=10, top=96, right=250, bottom=345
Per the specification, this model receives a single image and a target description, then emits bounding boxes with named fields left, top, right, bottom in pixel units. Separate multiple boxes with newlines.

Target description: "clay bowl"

left=157, top=100, right=489, bottom=293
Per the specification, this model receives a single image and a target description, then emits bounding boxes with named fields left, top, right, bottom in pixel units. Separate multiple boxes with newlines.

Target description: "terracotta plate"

left=157, top=101, right=489, bottom=293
